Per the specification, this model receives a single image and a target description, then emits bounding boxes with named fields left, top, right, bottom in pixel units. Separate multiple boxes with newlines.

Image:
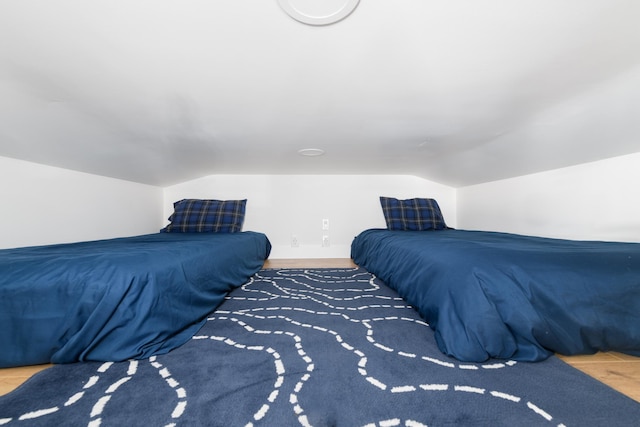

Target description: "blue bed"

left=0, top=231, right=271, bottom=368
left=351, top=228, right=640, bottom=362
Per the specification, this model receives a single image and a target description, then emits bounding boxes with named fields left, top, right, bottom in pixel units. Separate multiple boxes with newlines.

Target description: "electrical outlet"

left=291, top=234, right=299, bottom=248
left=322, top=235, right=330, bottom=247
left=322, top=218, right=329, bottom=230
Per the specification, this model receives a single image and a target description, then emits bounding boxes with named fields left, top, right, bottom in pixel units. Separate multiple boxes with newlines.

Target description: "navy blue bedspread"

left=0, top=232, right=271, bottom=368
left=351, top=229, right=640, bottom=362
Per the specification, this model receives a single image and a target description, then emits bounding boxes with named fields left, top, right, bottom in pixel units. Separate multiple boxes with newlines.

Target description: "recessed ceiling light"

left=297, top=148, right=325, bottom=157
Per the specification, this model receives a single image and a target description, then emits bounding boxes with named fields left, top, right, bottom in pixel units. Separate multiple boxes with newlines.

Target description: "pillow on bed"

left=380, top=197, right=447, bottom=231
left=161, top=199, right=247, bottom=233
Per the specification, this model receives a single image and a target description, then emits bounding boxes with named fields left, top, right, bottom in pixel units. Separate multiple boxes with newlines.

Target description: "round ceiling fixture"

left=277, top=0, right=360, bottom=26
left=297, top=148, right=325, bottom=157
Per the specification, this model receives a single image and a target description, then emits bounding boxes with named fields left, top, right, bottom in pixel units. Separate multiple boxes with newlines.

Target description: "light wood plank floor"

left=2, top=258, right=639, bottom=403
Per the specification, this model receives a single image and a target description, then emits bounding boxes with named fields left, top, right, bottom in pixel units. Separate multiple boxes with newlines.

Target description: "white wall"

left=164, top=175, right=456, bottom=258
left=0, top=156, right=163, bottom=249
left=11, top=151, right=637, bottom=255
left=457, top=152, right=640, bottom=242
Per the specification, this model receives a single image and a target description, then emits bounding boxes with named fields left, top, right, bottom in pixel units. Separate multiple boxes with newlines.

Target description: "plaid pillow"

left=161, top=199, right=247, bottom=233
left=380, top=197, right=447, bottom=231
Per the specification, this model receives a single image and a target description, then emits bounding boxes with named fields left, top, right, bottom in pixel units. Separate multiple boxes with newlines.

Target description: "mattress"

left=0, top=231, right=271, bottom=368
left=351, top=228, right=640, bottom=362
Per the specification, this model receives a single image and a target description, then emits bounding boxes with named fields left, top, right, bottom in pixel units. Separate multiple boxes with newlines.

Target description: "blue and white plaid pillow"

left=161, top=199, right=247, bottom=233
left=380, top=197, right=447, bottom=231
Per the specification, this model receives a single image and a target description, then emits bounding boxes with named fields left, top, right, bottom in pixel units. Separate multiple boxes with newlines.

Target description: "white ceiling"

left=1, top=0, right=639, bottom=188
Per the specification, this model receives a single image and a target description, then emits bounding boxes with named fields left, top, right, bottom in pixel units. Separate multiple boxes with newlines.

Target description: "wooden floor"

left=2, top=258, right=639, bottom=403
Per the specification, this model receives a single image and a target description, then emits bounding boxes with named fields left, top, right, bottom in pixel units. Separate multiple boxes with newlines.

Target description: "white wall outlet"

left=322, top=235, right=330, bottom=247
left=291, top=234, right=299, bottom=248
left=322, top=218, right=329, bottom=230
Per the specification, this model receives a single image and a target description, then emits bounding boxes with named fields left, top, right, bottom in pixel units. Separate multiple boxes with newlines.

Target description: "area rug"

left=1, top=268, right=639, bottom=426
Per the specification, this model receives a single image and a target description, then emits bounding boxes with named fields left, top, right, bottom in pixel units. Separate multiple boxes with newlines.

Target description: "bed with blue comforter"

left=351, top=228, right=640, bottom=362
left=0, top=231, right=271, bottom=368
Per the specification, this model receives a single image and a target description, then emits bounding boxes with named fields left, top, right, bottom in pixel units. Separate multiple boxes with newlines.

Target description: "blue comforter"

left=351, top=229, right=640, bottom=362
left=0, top=232, right=271, bottom=368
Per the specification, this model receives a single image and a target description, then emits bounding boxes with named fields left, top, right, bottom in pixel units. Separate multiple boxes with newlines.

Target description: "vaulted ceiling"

left=1, top=0, right=639, bottom=187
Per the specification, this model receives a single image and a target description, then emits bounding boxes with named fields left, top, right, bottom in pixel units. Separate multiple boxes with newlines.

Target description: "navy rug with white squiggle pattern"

left=2, top=268, right=639, bottom=426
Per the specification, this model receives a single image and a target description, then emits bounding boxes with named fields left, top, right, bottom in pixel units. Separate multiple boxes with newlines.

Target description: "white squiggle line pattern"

left=199, top=315, right=315, bottom=426
left=207, top=310, right=558, bottom=425
left=217, top=306, right=516, bottom=372
left=232, top=272, right=519, bottom=372
left=0, top=360, right=119, bottom=425
left=275, top=269, right=378, bottom=289
left=147, top=356, right=188, bottom=424
left=0, top=269, right=570, bottom=427
left=19, top=407, right=59, bottom=420
left=361, top=418, right=429, bottom=427
left=230, top=272, right=397, bottom=304
left=88, top=360, right=137, bottom=425
left=223, top=269, right=565, bottom=426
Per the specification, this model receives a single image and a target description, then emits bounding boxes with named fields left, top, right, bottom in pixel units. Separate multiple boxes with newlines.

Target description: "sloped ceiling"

left=1, top=0, right=639, bottom=187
